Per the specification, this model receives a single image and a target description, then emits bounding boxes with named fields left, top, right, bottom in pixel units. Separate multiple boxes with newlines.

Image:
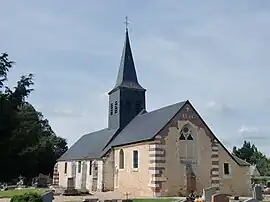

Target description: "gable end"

left=153, top=100, right=247, bottom=167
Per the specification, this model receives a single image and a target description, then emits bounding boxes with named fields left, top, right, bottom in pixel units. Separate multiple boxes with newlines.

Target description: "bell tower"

left=108, top=27, right=146, bottom=130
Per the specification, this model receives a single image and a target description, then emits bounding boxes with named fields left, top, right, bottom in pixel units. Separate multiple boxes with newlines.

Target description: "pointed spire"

left=109, top=28, right=145, bottom=94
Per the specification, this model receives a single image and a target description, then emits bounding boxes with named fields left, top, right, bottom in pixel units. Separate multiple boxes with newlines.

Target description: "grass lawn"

left=0, top=188, right=47, bottom=198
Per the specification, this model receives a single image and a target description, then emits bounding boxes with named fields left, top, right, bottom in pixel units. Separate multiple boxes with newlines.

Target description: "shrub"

left=10, top=192, right=42, bottom=202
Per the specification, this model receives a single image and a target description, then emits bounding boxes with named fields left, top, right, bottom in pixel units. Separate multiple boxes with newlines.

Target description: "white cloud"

left=2, top=1, right=270, bottom=155
left=237, top=125, right=270, bottom=141
left=238, top=125, right=259, bottom=134
left=205, top=101, right=232, bottom=114
left=52, top=108, right=86, bottom=118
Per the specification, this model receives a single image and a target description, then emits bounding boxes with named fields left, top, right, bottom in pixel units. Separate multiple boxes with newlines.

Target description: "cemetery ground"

left=0, top=188, right=47, bottom=198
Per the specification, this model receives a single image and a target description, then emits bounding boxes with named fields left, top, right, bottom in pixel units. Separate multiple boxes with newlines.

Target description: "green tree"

left=233, top=141, right=270, bottom=176
left=0, top=53, right=68, bottom=182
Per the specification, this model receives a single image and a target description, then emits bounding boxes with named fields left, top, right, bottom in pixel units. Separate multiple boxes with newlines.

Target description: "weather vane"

left=124, top=16, right=129, bottom=31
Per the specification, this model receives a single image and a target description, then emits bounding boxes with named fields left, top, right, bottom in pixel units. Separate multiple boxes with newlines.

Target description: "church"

left=54, top=28, right=252, bottom=197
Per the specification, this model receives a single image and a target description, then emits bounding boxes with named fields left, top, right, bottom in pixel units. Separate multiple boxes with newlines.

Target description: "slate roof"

left=58, top=100, right=252, bottom=167
left=101, top=101, right=186, bottom=156
left=108, top=30, right=145, bottom=94
left=57, top=29, right=251, bottom=167
left=58, top=101, right=186, bottom=161
left=232, top=155, right=250, bottom=166
left=58, top=128, right=118, bottom=161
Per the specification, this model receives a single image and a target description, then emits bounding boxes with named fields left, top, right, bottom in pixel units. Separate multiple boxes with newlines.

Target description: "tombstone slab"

left=122, top=200, right=133, bottom=202
left=111, top=199, right=121, bottom=202
left=83, top=199, right=98, bottom=202
left=41, top=191, right=54, bottom=202
left=202, top=187, right=216, bottom=202
left=243, top=199, right=259, bottom=202
left=211, top=193, right=230, bottom=202
left=253, top=185, right=263, bottom=201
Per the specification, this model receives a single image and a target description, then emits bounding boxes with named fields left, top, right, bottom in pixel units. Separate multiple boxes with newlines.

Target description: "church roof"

left=101, top=101, right=186, bottom=156
left=58, top=128, right=118, bottom=161
left=232, top=155, right=250, bottom=166
left=58, top=100, right=251, bottom=167
left=108, top=29, right=145, bottom=94
left=58, top=101, right=186, bottom=161
left=58, top=28, right=250, bottom=167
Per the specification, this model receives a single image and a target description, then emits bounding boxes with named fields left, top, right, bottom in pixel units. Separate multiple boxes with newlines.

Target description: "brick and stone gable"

left=148, top=101, right=225, bottom=195
left=156, top=102, right=214, bottom=141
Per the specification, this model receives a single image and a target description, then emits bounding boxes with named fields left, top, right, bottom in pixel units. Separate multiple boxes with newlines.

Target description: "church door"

left=91, top=161, right=98, bottom=191
left=186, top=164, right=196, bottom=196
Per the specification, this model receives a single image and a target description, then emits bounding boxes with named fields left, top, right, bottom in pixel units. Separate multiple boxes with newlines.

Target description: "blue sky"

left=1, top=1, right=270, bottom=155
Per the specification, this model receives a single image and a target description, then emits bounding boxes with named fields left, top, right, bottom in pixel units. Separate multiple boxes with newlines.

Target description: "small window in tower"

left=136, top=101, right=141, bottom=113
left=114, top=101, right=118, bottom=114
left=110, top=103, right=113, bottom=115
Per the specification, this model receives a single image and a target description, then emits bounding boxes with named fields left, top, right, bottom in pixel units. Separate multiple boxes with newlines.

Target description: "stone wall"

left=103, top=151, right=115, bottom=191
left=113, top=142, right=153, bottom=197
left=147, top=102, right=250, bottom=196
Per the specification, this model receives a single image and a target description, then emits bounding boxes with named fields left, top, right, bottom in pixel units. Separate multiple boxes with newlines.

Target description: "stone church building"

left=54, top=29, right=252, bottom=197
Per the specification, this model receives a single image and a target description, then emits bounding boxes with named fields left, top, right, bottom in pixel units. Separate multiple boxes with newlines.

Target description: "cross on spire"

left=124, top=16, right=129, bottom=31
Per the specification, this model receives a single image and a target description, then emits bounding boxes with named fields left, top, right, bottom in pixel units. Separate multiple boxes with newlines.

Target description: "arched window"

left=119, top=149, right=124, bottom=169
left=178, top=124, right=197, bottom=161
left=64, top=162, right=67, bottom=174
left=179, top=126, right=193, bottom=141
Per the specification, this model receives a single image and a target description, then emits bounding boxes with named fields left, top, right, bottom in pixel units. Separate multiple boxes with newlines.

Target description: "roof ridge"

left=82, top=128, right=108, bottom=137
left=141, top=100, right=187, bottom=115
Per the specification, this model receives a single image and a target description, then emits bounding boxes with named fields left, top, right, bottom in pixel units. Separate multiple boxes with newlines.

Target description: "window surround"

left=119, top=149, right=124, bottom=170
left=89, top=160, right=92, bottom=175
left=110, top=103, right=113, bottom=115
left=223, top=162, right=232, bottom=178
left=114, top=101, right=118, bottom=114
left=132, top=150, right=139, bottom=171
left=179, top=126, right=194, bottom=141
left=64, top=162, right=67, bottom=175
left=78, top=161, right=82, bottom=173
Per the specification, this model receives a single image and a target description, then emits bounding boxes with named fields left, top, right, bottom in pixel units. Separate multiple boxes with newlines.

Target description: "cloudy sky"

left=1, top=1, right=270, bottom=155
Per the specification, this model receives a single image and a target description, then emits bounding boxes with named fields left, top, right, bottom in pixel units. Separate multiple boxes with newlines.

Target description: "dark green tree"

left=0, top=53, right=68, bottom=182
left=233, top=141, right=270, bottom=176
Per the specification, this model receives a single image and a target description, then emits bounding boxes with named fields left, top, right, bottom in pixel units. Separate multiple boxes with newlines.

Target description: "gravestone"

left=16, top=175, right=26, bottom=189
left=32, top=173, right=51, bottom=188
left=0, top=183, right=7, bottom=191
left=211, top=193, right=230, bottom=202
left=252, top=184, right=263, bottom=201
left=83, top=199, right=98, bottom=202
left=202, top=187, right=216, bottom=202
left=243, top=199, right=259, bottom=202
left=41, top=191, right=54, bottom=202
